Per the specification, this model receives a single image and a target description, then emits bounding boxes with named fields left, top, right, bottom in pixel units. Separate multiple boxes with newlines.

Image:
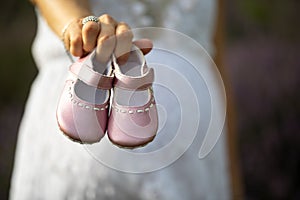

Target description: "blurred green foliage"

left=0, top=1, right=37, bottom=106
left=240, top=0, right=271, bottom=24
left=228, top=0, right=300, bottom=41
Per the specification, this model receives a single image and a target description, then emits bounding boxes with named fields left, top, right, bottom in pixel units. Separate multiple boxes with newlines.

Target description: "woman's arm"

left=33, top=0, right=91, bottom=39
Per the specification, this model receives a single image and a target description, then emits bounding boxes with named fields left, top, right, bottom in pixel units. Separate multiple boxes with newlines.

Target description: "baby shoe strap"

left=69, top=60, right=114, bottom=90
left=113, top=66, right=154, bottom=91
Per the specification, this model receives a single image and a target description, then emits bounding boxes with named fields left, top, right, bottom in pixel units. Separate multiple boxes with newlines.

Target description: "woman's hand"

left=62, top=14, right=152, bottom=63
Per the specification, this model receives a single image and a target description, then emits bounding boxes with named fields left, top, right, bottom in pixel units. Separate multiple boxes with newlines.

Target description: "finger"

left=95, top=14, right=117, bottom=63
left=65, top=20, right=84, bottom=57
left=69, top=31, right=83, bottom=57
left=133, top=38, right=153, bottom=55
left=82, top=21, right=100, bottom=53
left=114, top=22, right=133, bottom=64
left=99, top=14, right=117, bottom=26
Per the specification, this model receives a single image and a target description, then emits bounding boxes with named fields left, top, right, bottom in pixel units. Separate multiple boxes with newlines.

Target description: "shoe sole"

left=108, top=134, right=156, bottom=149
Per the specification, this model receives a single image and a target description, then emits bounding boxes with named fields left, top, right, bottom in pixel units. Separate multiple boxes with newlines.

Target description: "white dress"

left=10, top=0, right=231, bottom=199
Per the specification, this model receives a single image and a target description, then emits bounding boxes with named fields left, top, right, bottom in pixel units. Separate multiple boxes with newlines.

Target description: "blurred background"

left=0, top=0, right=299, bottom=199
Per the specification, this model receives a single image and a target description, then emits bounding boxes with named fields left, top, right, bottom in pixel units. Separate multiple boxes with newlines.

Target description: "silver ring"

left=82, top=16, right=99, bottom=25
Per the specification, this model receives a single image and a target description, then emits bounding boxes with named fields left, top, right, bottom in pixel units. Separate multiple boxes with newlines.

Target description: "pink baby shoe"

left=107, top=46, right=158, bottom=148
left=56, top=51, right=114, bottom=143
